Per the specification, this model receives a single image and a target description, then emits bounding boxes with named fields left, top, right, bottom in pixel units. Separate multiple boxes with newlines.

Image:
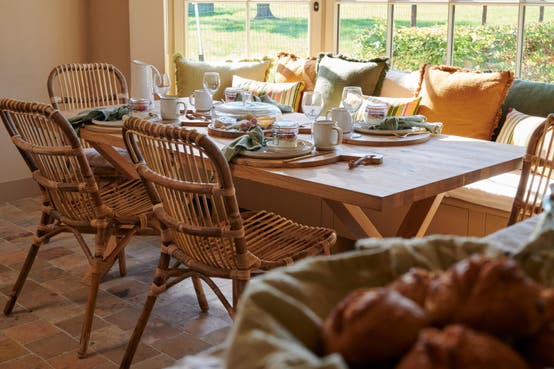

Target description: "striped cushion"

left=496, top=108, right=545, bottom=146
left=232, top=75, right=305, bottom=112
left=355, top=96, right=421, bottom=121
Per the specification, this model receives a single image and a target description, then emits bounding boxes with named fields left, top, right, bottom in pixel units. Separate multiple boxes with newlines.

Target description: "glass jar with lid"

left=128, top=98, right=152, bottom=119
left=271, top=121, right=299, bottom=148
left=364, top=100, right=388, bottom=126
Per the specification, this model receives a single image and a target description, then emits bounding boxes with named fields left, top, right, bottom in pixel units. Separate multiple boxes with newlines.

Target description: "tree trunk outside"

left=482, top=5, right=487, bottom=25
left=411, top=5, right=417, bottom=27
left=255, top=4, right=275, bottom=20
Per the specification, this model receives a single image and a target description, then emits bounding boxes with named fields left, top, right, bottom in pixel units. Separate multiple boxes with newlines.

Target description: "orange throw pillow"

left=274, top=52, right=317, bottom=91
left=416, top=64, right=514, bottom=140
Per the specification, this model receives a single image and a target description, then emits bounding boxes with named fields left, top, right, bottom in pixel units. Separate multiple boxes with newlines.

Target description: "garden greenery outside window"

left=174, top=0, right=554, bottom=81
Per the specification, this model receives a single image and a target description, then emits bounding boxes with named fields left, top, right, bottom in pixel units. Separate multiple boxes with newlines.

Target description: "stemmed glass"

left=155, top=73, right=170, bottom=97
left=341, top=86, right=363, bottom=123
left=203, top=72, right=221, bottom=99
left=301, top=91, right=324, bottom=124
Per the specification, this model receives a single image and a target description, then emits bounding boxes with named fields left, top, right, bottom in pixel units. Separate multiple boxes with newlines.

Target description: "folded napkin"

left=221, top=125, right=265, bottom=162
left=235, top=93, right=293, bottom=113
left=366, top=115, right=443, bottom=135
left=68, top=105, right=129, bottom=131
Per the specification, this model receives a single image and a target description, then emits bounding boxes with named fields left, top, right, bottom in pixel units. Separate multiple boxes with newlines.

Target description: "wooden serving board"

left=343, top=132, right=431, bottom=146
left=208, top=125, right=272, bottom=139
left=232, top=150, right=382, bottom=168
left=85, top=125, right=122, bottom=134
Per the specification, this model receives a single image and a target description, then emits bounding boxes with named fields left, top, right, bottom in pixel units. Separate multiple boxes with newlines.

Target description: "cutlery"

left=348, top=154, right=384, bottom=169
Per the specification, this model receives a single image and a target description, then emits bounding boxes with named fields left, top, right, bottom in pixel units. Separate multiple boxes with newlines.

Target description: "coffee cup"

left=313, top=120, right=343, bottom=150
left=160, top=96, right=186, bottom=120
left=189, top=89, right=212, bottom=112
left=326, top=107, right=353, bottom=133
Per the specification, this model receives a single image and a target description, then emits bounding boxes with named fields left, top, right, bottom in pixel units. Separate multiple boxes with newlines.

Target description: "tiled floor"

left=0, top=196, right=233, bottom=369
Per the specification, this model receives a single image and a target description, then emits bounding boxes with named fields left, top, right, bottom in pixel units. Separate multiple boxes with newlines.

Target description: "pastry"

left=388, top=268, right=437, bottom=307
left=322, top=288, right=427, bottom=364
left=520, top=322, right=554, bottom=369
left=396, top=324, right=529, bottom=369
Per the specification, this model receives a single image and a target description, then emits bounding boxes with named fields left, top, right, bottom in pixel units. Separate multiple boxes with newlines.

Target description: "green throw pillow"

left=174, top=54, right=271, bottom=101
left=314, top=53, right=389, bottom=114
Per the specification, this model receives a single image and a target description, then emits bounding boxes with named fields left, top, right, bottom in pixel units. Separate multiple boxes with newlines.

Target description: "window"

left=172, top=0, right=554, bottom=81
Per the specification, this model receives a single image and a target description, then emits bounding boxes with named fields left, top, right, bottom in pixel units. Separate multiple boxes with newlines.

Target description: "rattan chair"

left=119, top=117, right=336, bottom=368
left=47, top=62, right=128, bottom=110
left=0, top=98, right=156, bottom=358
left=509, top=114, right=554, bottom=225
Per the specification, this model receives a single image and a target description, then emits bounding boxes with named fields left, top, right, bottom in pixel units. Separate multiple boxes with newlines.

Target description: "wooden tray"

left=343, top=132, right=431, bottom=146
left=232, top=149, right=383, bottom=168
left=208, top=124, right=272, bottom=139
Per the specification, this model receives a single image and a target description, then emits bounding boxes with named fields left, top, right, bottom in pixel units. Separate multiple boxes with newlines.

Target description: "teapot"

left=131, top=60, right=162, bottom=103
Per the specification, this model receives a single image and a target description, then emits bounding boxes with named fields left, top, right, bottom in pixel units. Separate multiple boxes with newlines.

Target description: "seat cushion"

left=274, top=52, right=317, bottom=92
left=174, top=54, right=271, bottom=101
left=232, top=75, right=305, bottom=111
left=313, top=53, right=389, bottom=114
left=416, top=64, right=514, bottom=140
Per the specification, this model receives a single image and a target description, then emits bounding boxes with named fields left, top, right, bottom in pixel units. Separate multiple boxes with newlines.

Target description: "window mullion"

left=515, top=3, right=525, bottom=78
left=386, top=3, right=394, bottom=64
left=446, top=3, right=455, bottom=65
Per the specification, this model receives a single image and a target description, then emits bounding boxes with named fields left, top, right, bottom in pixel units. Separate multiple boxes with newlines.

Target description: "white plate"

left=354, top=126, right=426, bottom=136
left=239, top=139, right=314, bottom=159
left=91, top=119, right=124, bottom=128
left=266, top=140, right=308, bottom=153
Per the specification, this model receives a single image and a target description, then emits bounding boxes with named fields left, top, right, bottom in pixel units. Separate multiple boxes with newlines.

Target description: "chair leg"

left=232, top=279, right=247, bottom=311
left=192, top=276, right=209, bottom=312
left=117, top=250, right=127, bottom=277
left=78, top=257, right=102, bottom=358
left=3, top=242, right=41, bottom=315
left=119, top=294, right=159, bottom=369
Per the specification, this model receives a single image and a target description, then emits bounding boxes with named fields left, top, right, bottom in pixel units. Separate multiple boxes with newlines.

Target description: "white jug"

left=131, top=60, right=162, bottom=103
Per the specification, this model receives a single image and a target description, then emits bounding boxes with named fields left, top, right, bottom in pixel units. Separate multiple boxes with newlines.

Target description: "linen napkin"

left=235, top=93, right=293, bottom=113
left=221, top=125, right=265, bottom=162
left=68, top=105, right=129, bottom=130
left=366, top=115, right=443, bottom=135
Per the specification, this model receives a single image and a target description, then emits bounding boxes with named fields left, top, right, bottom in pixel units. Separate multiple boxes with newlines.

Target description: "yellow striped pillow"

left=496, top=108, right=546, bottom=146
left=355, top=96, right=421, bottom=121
left=232, top=75, right=305, bottom=112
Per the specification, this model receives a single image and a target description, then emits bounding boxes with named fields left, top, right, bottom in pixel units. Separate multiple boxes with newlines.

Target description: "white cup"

left=160, top=96, right=186, bottom=120
left=326, top=107, right=353, bottom=133
left=313, top=120, right=343, bottom=150
left=189, top=89, right=213, bottom=112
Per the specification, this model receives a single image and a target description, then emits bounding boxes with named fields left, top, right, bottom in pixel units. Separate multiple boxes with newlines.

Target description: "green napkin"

left=235, top=93, right=293, bottom=113
left=367, top=115, right=443, bottom=135
left=68, top=105, right=129, bottom=131
left=221, top=125, right=265, bottom=162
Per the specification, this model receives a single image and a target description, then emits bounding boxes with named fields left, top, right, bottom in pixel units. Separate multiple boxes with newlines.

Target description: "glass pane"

left=393, top=4, right=448, bottom=71
left=452, top=5, right=518, bottom=72
left=185, top=2, right=308, bottom=61
left=337, top=3, right=388, bottom=59
left=248, top=2, right=309, bottom=58
left=522, top=6, right=554, bottom=82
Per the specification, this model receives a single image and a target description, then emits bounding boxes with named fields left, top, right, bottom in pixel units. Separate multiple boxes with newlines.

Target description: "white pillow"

left=496, top=108, right=546, bottom=146
left=379, top=69, right=419, bottom=98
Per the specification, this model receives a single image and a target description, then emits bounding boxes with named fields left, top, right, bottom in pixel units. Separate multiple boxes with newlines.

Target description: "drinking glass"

left=301, top=91, right=323, bottom=123
left=203, top=72, right=220, bottom=97
left=155, top=73, right=170, bottom=97
left=341, top=86, right=363, bottom=122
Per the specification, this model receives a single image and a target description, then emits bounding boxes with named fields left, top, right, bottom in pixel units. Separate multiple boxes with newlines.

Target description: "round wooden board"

left=342, top=132, right=431, bottom=146
left=207, top=124, right=272, bottom=139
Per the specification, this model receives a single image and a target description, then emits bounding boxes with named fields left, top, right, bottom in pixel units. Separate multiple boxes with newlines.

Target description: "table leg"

left=88, top=142, right=139, bottom=179
left=324, top=200, right=383, bottom=239
left=396, top=193, right=445, bottom=238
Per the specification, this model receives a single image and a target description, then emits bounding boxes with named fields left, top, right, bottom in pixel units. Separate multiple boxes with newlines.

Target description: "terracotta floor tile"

left=151, top=333, right=212, bottom=359
left=36, top=247, right=74, bottom=262
left=4, top=320, right=61, bottom=344
left=182, top=314, right=232, bottom=337
left=30, top=301, right=83, bottom=324
left=104, top=278, right=149, bottom=299
left=129, top=354, right=175, bottom=369
left=48, top=253, right=89, bottom=271
left=41, top=275, right=85, bottom=295
left=0, top=220, right=34, bottom=242
left=16, top=285, right=67, bottom=311
left=139, top=317, right=183, bottom=346
left=25, top=332, right=78, bottom=359
left=87, top=325, right=129, bottom=354
left=55, top=315, right=109, bottom=338
left=0, top=354, right=52, bottom=369
left=102, top=307, right=141, bottom=331
left=0, top=337, right=28, bottom=362
left=64, top=288, right=130, bottom=318
left=0, top=250, right=28, bottom=266
left=200, top=326, right=232, bottom=346
left=48, top=350, right=109, bottom=369
left=28, top=264, right=65, bottom=284
left=0, top=308, right=39, bottom=330
left=101, top=341, right=159, bottom=366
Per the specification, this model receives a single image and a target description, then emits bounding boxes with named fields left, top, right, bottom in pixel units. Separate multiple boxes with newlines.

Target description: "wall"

left=0, top=0, right=89, bottom=195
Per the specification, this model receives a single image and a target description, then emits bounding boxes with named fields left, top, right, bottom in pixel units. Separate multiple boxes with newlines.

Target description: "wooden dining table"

left=79, top=112, right=525, bottom=239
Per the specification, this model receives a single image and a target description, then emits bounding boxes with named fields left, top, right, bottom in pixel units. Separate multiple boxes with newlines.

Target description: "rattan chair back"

left=47, top=63, right=128, bottom=111
left=509, top=114, right=554, bottom=224
left=123, top=118, right=250, bottom=272
left=0, top=98, right=107, bottom=225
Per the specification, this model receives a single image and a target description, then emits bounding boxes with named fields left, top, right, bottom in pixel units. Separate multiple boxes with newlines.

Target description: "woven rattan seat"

left=119, top=117, right=336, bottom=369
left=0, top=98, right=156, bottom=359
left=509, top=114, right=554, bottom=224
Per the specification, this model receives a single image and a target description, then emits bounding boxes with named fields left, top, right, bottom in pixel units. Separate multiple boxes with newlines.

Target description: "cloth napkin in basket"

left=221, top=125, right=265, bottom=162
left=68, top=105, right=129, bottom=132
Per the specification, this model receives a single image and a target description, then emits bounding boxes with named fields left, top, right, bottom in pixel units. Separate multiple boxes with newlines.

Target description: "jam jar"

left=272, top=121, right=299, bottom=148
left=128, top=98, right=152, bottom=119
left=364, top=100, right=388, bottom=126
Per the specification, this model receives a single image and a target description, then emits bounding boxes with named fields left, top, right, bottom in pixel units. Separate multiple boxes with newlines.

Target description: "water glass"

left=301, top=91, right=323, bottom=122
left=341, top=86, right=363, bottom=120
left=202, top=72, right=220, bottom=97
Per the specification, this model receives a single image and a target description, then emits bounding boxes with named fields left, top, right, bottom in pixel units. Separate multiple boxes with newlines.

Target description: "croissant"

left=388, top=268, right=438, bottom=307
left=396, top=324, right=529, bottom=369
left=322, top=288, right=427, bottom=364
